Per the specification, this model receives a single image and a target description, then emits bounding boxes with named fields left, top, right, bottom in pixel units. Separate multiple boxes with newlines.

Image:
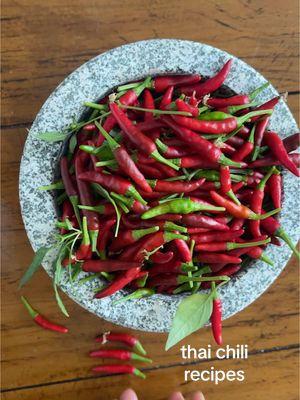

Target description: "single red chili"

left=136, top=119, right=165, bottom=132
left=94, top=266, right=141, bottom=299
left=246, top=246, right=274, bottom=265
left=282, top=133, right=300, bottom=153
left=187, top=227, right=210, bottom=234
left=191, top=229, right=244, bottom=244
left=153, top=74, right=201, bottom=92
left=155, top=138, right=192, bottom=158
left=251, top=117, right=269, bottom=161
left=194, top=253, right=242, bottom=264
left=92, top=364, right=145, bottom=379
left=138, top=163, right=166, bottom=179
left=21, top=296, right=68, bottom=333
left=268, top=171, right=282, bottom=209
left=82, top=259, right=141, bottom=272
left=210, top=283, right=222, bottom=346
left=231, top=124, right=255, bottom=162
left=180, top=59, right=233, bottom=96
left=153, top=160, right=179, bottom=178
left=210, top=190, right=280, bottom=220
left=161, top=116, right=242, bottom=167
left=148, top=178, right=205, bottom=193
left=195, top=237, right=270, bottom=252
left=109, top=102, right=179, bottom=170
left=95, top=332, right=147, bottom=355
left=226, top=135, right=245, bottom=148
left=150, top=250, right=174, bottom=264
left=230, top=218, right=245, bottom=231
left=75, top=152, right=100, bottom=250
left=160, top=85, right=174, bottom=110
left=175, top=98, right=199, bottom=117
left=249, top=96, right=279, bottom=122
left=89, top=349, right=152, bottom=363
left=97, top=217, right=116, bottom=259
left=59, top=199, right=74, bottom=234
left=110, top=226, right=159, bottom=251
left=248, top=152, right=300, bottom=169
left=143, top=89, right=155, bottom=122
left=220, top=165, right=241, bottom=205
left=206, top=94, right=249, bottom=108
left=264, top=131, right=300, bottom=176
left=249, top=167, right=276, bottom=237
left=181, top=213, right=230, bottom=231
left=174, top=235, right=192, bottom=263
left=149, top=260, right=195, bottom=276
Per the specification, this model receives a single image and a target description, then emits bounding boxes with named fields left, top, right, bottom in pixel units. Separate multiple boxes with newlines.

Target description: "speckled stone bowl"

left=19, top=39, right=299, bottom=332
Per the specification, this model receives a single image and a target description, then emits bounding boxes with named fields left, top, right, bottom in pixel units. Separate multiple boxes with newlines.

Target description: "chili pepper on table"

left=191, top=229, right=244, bottom=244
left=268, top=170, right=282, bottom=209
left=109, top=103, right=179, bottom=170
left=147, top=178, right=205, bottom=193
left=95, top=121, right=153, bottom=193
left=150, top=250, right=174, bottom=263
left=220, top=165, right=241, bottom=205
left=172, top=109, right=272, bottom=135
left=260, top=215, right=300, bottom=259
left=210, top=283, right=223, bottom=345
left=181, top=213, right=230, bottom=231
left=152, top=74, right=201, bottom=92
left=95, top=332, right=147, bottom=355
left=78, top=170, right=147, bottom=205
left=264, top=131, right=300, bottom=176
left=210, top=190, right=280, bottom=220
left=75, top=152, right=100, bottom=251
left=110, top=226, right=159, bottom=251
left=21, top=296, right=68, bottom=333
left=60, top=156, right=81, bottom=228
left=180, top=59, right=233, bottom=96
left=161, top=116, right=244, bottom=168
left=249, top=167, right=276, bottom=237
left=82, top=260, right=141, bottom=272
left=92, top=364, right=146, bottom=379
left=159, top=86, right=174, bottom=110
left=89, top=349, right=152, bottom=363
left=141, top=197, right=225, bottom=219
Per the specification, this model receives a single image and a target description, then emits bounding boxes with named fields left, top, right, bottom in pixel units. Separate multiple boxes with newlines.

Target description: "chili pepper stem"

left=249, top=208, right=281, bottom=220
left=21, top=296, right=38, bottom=319
left=127, top=186, right=147, bottom=206
left=249, top=82, right=270, bottom=101
left=219, top=154, right=243, bottom=168
left=260, top=253, right=274, bottom=266
left=151, top=150, right=180, bottom=171
left=227, top=237, right=271, bottom=250
left=70, top=195, right=82, bottom=230
left=251, top=145, right=261, bottom=161
left=131, top=353, right=153, bottom=363
left=277, top=228, right=300, bottom=260
left=89, top=230, right=99, bottom=253
left=226, top=189, right=241, bottom=205
left=133, top=341, right=147, bottom=356
left=133, top=368, right=146, bottom=379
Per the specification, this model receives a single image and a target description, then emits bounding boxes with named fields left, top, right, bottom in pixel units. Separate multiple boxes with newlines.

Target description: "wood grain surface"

left=1, top=1, right=299, bottom=399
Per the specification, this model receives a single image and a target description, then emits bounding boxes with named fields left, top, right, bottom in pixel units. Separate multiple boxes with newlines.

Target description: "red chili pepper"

left=59, top=199, right=74, bottom=234
left=210, top=283, right=222, bottom=345
left=246, top=246, right=274, bottom=265
left=153, top=74, right=201, bottom=92
left=119, top=239, right=148, bottom=261
left=160, top=86, right=174, bottom=110
left=264, top=131, right=300, bottom=176
left=282, top=133, right=300, bottom=153
left=94, top=266, right=141, bottom=299
left=75, top=216, right=92, bottom=260
left=110, top=103, right=179, bottom=170
left=226, top=135, right=245, bottom=148
left=92, top=364, right=146, bottom=379
left=249, top=167, right=276, bottom=237
left=174, top=236, right=192, bottom=263
left=148, top=178, right=205, bottom=193
left=231, top=124, right=255, bottom=162
left=161, top=116, right=242, bottom=167
left=149, top=260, right=194, bottom=276
left=147, top=274, right=180, bottom=288
left=82, top=259, right=141, bottom=272
left=248, top=152, right=300, bottom=169
left=191, top=229, right=243, bottom=244
left=153, top=160, right=179, bottom=178
left=97, top=218, right=116, bottom=259
left=231, top=181, right=245, bottom=193
left=250, top=96, right=279, bottom=122
left=95, top=332, right=147, bottom=355
left=150, top=250, right=174, bottom=263
left=181, top=213, right=230, bottom=230
left=187, top=227, right=210, bottom=234
left=110, top=226, right=159, bottom=251
left=155, top=138, right=192, bottom=158
left=195, top=237, right=270, bottom=252
left=180, top=59, right=233, bottom=96
left=75, top=152, right=100, bottom=250
left=220, top=165, right=240, bottom=205
left=194, top=253, right=242, bottom=264
left=268, top=171, right=282, bottom=209
left=96, top=121, right=153, bottom=193
left=175, top=98, right=199, bottom=117
left=21, top=296, right=68, bottom=333
left=142, top=89, right=155, bottom=122
left=89, top=349, right=151, bottom=363
left=230, top=218, right=245, bottom=231
left=138, top=163, right=166, bottom=179
left=210, top=190, right=280, bottom=220
left=136, top=119, right=165, bottom=132
left=251, top=117, right=270, bottom=160
left=206, top=94, right=249, bottom=108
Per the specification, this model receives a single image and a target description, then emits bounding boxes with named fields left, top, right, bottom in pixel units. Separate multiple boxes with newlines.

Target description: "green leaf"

left=19, top=246, right=50, bottom=289
left=54, top=283, right=69, bottom=317
left=53, top=244, right=70, bottom=317
left=36, top=132, right=68, bottom=142
left=165, top=293, right=214, bottom=351
left=68, top=134, right=77, bottom=154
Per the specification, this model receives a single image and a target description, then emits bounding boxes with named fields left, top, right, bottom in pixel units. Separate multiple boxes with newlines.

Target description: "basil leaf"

left=37, top=132, right=67, bottom=142
left=165, top=292, right=214, bottom=350
left=19, top=246, right=50, bottom=289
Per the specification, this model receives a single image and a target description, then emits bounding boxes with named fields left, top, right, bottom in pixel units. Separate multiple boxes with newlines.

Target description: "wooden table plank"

left=2, top=0, right=299, bottom=126
left=2, top=348, right=299, bottom=400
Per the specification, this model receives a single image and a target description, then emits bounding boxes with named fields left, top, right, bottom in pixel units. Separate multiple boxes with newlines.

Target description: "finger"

left=168, top=392, right=185, bottom=400
left=120, top=388, right=138, bottom=400
left=192, top=392, right=205, bottom=400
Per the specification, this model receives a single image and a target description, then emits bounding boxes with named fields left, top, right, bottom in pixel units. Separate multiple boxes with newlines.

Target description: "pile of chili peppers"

left=37, top=59, right=299, bottom=345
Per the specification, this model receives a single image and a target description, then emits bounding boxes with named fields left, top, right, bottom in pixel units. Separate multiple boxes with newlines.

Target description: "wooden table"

left=2, top=1, right=299, bottom=399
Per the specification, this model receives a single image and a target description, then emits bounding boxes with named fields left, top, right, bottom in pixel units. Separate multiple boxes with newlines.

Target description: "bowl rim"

left=19, top=38, right=299, bottom=332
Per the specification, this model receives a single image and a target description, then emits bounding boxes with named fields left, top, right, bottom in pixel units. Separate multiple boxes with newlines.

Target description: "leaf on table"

left=19, top=246, right=50, bottom=289
left=165, top=292, right=214, bottom=351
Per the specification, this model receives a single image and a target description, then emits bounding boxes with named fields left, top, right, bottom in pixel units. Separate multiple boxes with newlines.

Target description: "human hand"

left=119, top=388, right=205, bottom=400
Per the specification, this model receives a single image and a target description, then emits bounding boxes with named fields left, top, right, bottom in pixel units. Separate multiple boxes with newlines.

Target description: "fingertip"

left=192, top=391, right=206, bottom=400
left=120, top=388, right=138, bottom=400
left=168, top=392, right=185, bottom=400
